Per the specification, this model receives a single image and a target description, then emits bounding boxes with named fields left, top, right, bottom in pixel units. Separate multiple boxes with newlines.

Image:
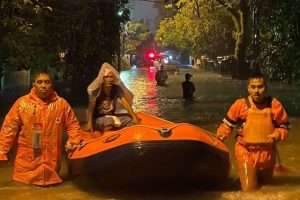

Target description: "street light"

left=59, top=52, right=65, bottom=61
left=118, top=10, right=123, bottom=16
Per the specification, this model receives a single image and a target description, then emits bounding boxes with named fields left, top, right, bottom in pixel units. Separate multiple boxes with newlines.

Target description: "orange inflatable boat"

left=68, top=112, right=231, bottom=187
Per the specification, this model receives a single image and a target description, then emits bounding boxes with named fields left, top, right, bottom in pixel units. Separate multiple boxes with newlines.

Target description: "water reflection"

left=121, top=68, right=159, bottom=116
left=147, top=66, right=156, bottom=81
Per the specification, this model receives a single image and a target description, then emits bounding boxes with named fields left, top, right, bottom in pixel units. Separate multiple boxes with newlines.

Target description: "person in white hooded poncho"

left=82, top=62, right=140, bottom=132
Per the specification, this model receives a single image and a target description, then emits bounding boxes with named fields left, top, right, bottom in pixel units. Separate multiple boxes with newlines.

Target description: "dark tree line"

left=160, top=0, right=300, bottom=83
left=258, top=0, right=300, bottom=84
left=0, top=0, right=130, bottom=81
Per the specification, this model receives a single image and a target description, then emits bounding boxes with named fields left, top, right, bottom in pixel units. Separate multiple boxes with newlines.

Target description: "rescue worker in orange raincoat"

left=217, top=72, right=289, bottom=191
left=0, top=72, right=82, bottom=186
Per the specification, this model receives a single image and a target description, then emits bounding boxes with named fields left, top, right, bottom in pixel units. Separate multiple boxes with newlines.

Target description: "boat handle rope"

left=74, top=123, right=188, bottom=149
left=74, top=123, right=192, bottom=149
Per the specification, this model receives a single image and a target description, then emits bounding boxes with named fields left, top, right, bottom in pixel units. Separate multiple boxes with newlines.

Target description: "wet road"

left=1, top=67, right=300, bottom=200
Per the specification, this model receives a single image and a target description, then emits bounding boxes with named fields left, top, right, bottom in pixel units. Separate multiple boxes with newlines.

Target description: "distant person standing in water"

left=174, top=67, right=179, bottom=75
left=182, top=73, right=195, bottom=101
left=153, top=58, right=160, bottom=71
left=155, top=65, right=168, bottom=86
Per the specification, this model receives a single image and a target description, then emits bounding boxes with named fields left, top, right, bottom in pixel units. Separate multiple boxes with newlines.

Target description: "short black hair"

left=248, top=71, right=264, bottom=80
left=33, top=71, right=53, bottom=82
left=248, top=71, right=267, bottom=88
left=185, top=73, right=192, bottom=80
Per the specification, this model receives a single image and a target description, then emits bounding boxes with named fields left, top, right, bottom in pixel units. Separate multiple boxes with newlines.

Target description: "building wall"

left=1, top=70, right=30, bottom=90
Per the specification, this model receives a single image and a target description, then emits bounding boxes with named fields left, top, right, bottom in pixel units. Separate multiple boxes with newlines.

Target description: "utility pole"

left=252, top=0, right=260, bottom=72
left=117, top=26, right=121, bottom=72
left=115, top=1, right=122, bottom=72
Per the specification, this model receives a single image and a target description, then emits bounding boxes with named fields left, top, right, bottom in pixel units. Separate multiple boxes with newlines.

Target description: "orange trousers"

left=235, top=142, right=276, bottom=191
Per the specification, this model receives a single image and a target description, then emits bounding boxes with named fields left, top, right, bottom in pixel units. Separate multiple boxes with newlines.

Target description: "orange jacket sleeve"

left=0, top=99, right=22, bottom=160
left=217, top=99, right=246, bottom=138
left=62, top=99, right=82, bottom=145
left=226, top=99, right=247, bottom=124
left=271, top=98, right=289, bottom=140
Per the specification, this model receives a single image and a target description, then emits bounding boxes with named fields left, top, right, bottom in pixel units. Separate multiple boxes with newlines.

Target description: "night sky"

left=129, top=0, right=164, bottom=32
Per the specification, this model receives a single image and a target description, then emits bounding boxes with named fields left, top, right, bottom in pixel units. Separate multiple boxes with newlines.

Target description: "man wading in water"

left=217, top=72, right=290, bottom=191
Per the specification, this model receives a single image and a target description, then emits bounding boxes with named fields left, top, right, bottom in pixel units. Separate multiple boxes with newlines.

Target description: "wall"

left=0, top=70, right=30, bottom=90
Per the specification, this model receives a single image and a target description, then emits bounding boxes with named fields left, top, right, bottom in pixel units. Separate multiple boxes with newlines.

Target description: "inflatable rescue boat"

left=68, top=112, right=231, bottom=187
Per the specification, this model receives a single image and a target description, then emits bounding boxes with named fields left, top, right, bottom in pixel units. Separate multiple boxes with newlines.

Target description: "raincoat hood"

left=87, top=62, right=134, bottom=106
left=29, top=87, right=58, bottom=103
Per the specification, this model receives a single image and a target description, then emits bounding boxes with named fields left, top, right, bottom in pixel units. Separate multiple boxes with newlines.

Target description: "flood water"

left=1, top=67, right=300, bottom=200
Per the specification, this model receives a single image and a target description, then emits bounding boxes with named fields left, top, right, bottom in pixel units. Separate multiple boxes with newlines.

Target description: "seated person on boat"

left=82, top=62, right=140, bottom=132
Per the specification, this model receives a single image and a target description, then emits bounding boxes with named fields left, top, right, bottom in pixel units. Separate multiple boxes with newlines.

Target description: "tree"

left=0, top=0, right=130, bottom=81
left=258, top=0, right=300, bottom=84
left=155, top=0, right=235, bottom=60
left=157, top=0, right=300, bottom=82
left=0, top=0, right=52, bottom=72
left=213, top=0, right=252, bottom=78
left=125, top=20, right=152, bottom=55
left=42, top=0, right=130, bottom=80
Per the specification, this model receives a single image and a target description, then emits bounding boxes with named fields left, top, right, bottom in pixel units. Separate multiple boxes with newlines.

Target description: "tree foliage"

left=125, top=20, right=151, bottom=55
left=0, top=0, right=130, bottom=80
left=157, top=0, right=300, bottom=82
left=258, top=0, right=300, bottom=84
left=155, top=0, right=235, bottom=58
left=0, top=0, right=52, bottom=71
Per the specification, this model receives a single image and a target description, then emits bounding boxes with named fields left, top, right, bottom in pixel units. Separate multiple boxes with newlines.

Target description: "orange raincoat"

left=0, top=88, right=82, bottom=186
left=217, top=96, right=289, bottom=190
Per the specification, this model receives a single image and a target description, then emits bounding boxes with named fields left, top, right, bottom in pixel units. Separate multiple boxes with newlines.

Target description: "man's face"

left=33, top=73, right=53, bottom=101
left=103, top=72, right=115, bottom=87
left=247, top=77, right=266, bottom=104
